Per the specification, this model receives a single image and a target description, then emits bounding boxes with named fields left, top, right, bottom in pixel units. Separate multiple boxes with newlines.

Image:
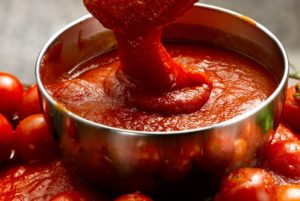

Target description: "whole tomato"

left=0, top=72, right=23, bottom=118
left=15, top=114, right=58, bottom=162
left=265, top=140, right=300, bottom=178
left=271, top=123, right=300, bottom=144
left=277, top=185, right=300, bottom=201
left=215, top=168, right=276, bottom=201
left=18, top=83, right=42, bottom=119
left=0, top=113, right=14, bottom=162
left=114, top=192, right=153, bottom=201
left=282, top=83, right=300, bottom=133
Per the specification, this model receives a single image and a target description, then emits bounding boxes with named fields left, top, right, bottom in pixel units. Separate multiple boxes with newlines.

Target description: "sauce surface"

left=45, top=43, right=277, bottom=131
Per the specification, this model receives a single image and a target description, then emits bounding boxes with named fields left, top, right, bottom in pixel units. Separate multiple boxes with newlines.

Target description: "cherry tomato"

left=114, top=192, right=153, bottom=201
left=265, top=140, right=300, bottom=178
left=50, top=191, right=89, bottom=201
left=15, top=114, right=58, bottom=162
left=215, top=168, right=276, bottom=201
left=0, top=72, right=23, bottom=118
left=277, top=185, right=300, bottom=201
left=271, top=123, right=300, bottom=144
left=18, top=83, right=42, bottom=119
left=0, top=113, right=14, bottom=162
left=282, top=83, right=300, bottom=133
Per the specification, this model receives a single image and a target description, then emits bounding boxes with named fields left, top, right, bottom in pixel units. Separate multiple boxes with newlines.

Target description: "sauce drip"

left=83, top=0, right=212, bottom=114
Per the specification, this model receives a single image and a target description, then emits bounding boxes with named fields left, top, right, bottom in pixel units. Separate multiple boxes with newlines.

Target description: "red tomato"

left=50, top=191, right=89, bottom=201
left=271, top=123, right=300, bottom=144
left=282, top=83, right=300, bottom=133
left=15, top=114, right=58, bottom=162
left=114, top=192, right=153, bottom=201
left=0, top=72, right=23, bottom=118
left=0, top=113, right=14, bottom=162
left=265, top=140, right=300, bottom=178
left=215, top=168, right=276, bottom=201
left=277, top=185, right=300, bottom=201
left=18, top=83, right=42, bottom=119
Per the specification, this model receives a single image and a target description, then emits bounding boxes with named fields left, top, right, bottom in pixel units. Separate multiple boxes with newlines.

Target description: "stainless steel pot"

left=36, top=3, right=288, bottom=197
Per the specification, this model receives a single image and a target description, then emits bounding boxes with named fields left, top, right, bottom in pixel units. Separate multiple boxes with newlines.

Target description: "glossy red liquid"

left=0, top=160, right=108, bottom=201
left=83, top=0, right=212, bottom=114
left=45, top=43, right=277, bottom=131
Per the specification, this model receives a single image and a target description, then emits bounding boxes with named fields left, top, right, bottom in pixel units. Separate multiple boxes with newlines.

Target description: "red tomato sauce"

left=0, top=160, right=108, bottom=201
left=0, top=0, right=288, bottom=200
left=82, top=0, right=212, bottom=115
left=45, top=43, right=277, bottom=131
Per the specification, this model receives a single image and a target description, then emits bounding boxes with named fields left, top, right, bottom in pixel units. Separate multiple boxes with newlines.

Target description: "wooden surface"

left=0, top=0, right=299, bottom=84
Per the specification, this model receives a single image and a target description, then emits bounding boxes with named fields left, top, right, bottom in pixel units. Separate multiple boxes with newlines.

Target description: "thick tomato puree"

left=83, top=0, right=212, bottom=115
left=43, top=0, right=277, bottom=131
left=0, top=160, right=108, bottom=201
left=45, top=43, right=277, bottom=131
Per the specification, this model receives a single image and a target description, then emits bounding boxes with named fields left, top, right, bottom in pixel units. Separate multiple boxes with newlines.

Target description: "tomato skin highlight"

left=114, top=192, right=153, bottom=201
left=277, top=185, right=300, bottom=201
left=282, top=83, right=300, bottom=133
left=271, top=123, right=300, bottom=144
left=265, top=140, right=300, bottom=179
left=215, top=168, right=276, bottom=201
left=0, top=72, right=23, bottom=119
left=15, top=114, right=58, bottom=163
left=0, top=113, right=14, bottom=162
left=18, top=83, right=42, bottom=119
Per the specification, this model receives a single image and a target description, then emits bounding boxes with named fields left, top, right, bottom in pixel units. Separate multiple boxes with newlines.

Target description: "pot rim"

left=35, top=3, right=289, bottom=136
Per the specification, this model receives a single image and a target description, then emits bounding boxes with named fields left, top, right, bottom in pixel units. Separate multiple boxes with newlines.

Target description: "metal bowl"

left=36, top=3, right=288, bottom=197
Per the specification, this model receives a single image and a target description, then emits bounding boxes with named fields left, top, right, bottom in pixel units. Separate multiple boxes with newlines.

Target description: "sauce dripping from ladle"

left=83, top=0, right=212, bottom=114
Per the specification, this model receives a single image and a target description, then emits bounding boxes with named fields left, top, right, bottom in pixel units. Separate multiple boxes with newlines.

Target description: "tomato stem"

left=293, top=84, right=300, bottom=101
left=296, top=84, right=300, bottom=91
left=22, top=83, right=31, bottom=91
left=294, top=93, right=300, bottom=101
left=289, top=72, right=300, bottom=80
left=289, top=62, right=300, bottom=80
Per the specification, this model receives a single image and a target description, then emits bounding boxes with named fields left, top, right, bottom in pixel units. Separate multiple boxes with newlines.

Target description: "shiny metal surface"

left=36, top=4, right=288, bottom=195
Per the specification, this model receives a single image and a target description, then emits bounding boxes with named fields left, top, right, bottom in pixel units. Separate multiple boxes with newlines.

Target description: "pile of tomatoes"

left=215, top=82, right=300, bottom=201
left=0, top=71, right=153, bottom=201
left=1, top=70, right=300, bottom=201
left=0, top=72, right=57, bottom=164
